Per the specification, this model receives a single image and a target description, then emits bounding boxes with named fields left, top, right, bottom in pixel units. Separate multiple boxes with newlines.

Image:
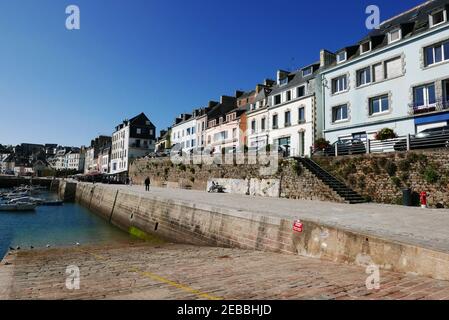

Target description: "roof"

left=330, top=0, right=449, bottom=68
left=269, top=63, right=320, bottom=96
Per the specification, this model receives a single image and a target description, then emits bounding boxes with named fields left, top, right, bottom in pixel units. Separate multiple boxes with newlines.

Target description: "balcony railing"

left=409, top=98, right=449, bottom=115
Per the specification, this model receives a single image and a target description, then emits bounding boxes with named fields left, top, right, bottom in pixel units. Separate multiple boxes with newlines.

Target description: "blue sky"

left=0, top=0, right=424, bottom=146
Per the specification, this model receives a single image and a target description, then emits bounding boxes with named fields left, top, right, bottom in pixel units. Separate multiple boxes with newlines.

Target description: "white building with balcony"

left=321, top=0, right=449, bottom=143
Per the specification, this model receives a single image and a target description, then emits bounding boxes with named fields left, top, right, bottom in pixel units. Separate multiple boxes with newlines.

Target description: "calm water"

left=0, top=189, right=135, bottom=259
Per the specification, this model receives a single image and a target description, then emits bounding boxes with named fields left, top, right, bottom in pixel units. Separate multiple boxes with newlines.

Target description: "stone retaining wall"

left=129, top=158, right=344, bottom=203
left=314, top=149, right=449, bottom=208
left=74, top=182, right=449, bottom=281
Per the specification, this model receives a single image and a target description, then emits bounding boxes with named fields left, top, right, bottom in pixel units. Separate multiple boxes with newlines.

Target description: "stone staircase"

left=296, top=157, right=367, bottom=204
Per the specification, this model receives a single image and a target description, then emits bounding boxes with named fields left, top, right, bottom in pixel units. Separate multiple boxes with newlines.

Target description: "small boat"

left=0, top=202, right=37, bottom=212
left=7, top=196, right=45, bottom=205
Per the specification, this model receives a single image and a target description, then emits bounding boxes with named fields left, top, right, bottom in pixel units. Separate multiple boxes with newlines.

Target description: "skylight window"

left=430, top=9, right=447, bottom=27
left=388, top=28, right=402, bottom=44
left=302, top=67, right=313, bottom=77
left=336, top=51, right=347, bottom=64
left=360, top=41, right=372, bottom=54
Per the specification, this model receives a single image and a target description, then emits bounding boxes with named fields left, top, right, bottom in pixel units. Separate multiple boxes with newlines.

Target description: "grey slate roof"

left=332, top=0, right=449, bottom=67
left=269, top=62, right=320, bottom=96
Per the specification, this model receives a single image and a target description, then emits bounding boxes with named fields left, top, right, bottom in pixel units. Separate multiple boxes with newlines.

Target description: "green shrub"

left=391, top=176, right=401, bottom=188
left=375, top=128, right=398, bottom=141
left=398, top=160, right=411, bottom=172
left=362, top=166, right=372, bottom=174
left=292, top=162, right=302, bottom=176
left=399, top=172, right=409, bottom=182
left=423, top=167, right=440, bottom=184
left=314, top=138, right=331, bottom=150
left=384, top=160, right=397, bottom=176
left=377, top=157, right=387, bottom=168
left=178, top=164, right=186, bottom=171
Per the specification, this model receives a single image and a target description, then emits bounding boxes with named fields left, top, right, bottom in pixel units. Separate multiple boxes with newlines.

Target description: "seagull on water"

left=46, top=244, right=51, bottom=248
left=75, top=242, right=80, bottom=246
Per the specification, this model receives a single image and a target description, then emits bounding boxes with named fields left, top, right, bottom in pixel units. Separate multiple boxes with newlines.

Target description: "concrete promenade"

left=3, top=243, right=449, bottom=300
left=104, top=184, right=449, bottom=254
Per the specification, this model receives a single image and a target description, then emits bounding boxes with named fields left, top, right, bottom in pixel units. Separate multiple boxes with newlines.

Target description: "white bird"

left=75, top=242, right=80, bottom=246
left=46, top=244, right=51, bottom=248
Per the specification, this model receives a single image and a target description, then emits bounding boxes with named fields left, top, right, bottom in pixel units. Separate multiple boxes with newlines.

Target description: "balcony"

left=409, top=98, right=449, bottom=115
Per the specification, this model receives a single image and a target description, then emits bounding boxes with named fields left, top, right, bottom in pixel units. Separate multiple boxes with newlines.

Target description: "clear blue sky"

left=0, top=0, right=424, bottom=146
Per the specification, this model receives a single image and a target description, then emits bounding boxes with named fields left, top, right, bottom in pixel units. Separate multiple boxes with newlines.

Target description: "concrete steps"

left=296, top=157, right=367, bottom=204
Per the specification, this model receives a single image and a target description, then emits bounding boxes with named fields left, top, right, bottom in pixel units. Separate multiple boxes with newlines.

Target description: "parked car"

left=324, top=139, right=366, bottom=156
left=394, top=126, right=449, bottom=151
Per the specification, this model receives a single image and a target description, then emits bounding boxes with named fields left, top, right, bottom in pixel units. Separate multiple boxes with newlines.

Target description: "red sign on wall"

left=293, top=220, right=303, bottom=233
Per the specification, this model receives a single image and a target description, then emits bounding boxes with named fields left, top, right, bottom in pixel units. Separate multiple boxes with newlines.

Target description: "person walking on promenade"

left=129, top=177, right=133, bottom=186
left=145, top=177, right=151, bottom=191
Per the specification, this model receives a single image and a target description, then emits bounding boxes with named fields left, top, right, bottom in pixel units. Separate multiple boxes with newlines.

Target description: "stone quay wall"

left=0, top=176, right=59, bottom=191
left=129, top=157, right=344, bottom=203
left=314, top=149, right=449, bottom=208
left=72, top=182, right=449, bottom=281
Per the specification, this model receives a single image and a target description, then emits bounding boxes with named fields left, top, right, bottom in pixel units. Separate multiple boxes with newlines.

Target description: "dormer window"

left=430, top=9, right=447, bottom=27
left=279, top=77, right=288, bottom=86
left=302, top=67, right=313, bottom=77
left=336, top=51, right=347, bottom=64
left=388, top=28, right=402, bottom=44
left=360, top=41, right=372, bottom=54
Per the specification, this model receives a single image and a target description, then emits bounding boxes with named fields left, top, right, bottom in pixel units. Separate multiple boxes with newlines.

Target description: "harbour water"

left=0, top=188, right=136, bottom=259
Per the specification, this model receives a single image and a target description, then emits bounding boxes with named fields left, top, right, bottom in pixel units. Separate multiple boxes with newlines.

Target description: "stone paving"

left=2, top=243, right=449, bottom=300
left=103, top=184, right=449, bottom=254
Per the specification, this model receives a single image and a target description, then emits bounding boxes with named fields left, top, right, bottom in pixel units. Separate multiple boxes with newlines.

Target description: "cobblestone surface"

left=2, top=243, right=449, bottom=300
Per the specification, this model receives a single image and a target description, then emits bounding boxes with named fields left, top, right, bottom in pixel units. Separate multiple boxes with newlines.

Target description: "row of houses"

left=0, top=143, right=85, bottom=176
left=82, top=113, right=157, bottom=181
left=157, top=0, right=449, bottom=158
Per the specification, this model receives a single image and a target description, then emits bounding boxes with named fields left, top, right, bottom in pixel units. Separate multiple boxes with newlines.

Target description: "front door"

left=298, top=131, right=305, bottom=157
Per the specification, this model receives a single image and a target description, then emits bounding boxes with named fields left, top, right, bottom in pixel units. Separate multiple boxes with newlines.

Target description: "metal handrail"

left=408, top=97, right=449, bottom=115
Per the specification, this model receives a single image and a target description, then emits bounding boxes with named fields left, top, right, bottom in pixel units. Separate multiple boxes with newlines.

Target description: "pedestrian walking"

left=145, top=177, right=151, bottom=191
left=130, top=177, right=133, bottom=186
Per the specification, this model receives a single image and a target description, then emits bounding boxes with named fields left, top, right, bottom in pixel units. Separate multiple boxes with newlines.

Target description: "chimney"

left=320, top=49, right=336, bottom=68
left=235, top=90, right=244, bottom=98
left=276, top=70, right=289, bottom=84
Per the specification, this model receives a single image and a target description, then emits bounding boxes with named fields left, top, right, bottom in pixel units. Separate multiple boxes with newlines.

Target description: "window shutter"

left=385, top=57, right=402, bottom=79
left=373, top=63, right=384, bottom=82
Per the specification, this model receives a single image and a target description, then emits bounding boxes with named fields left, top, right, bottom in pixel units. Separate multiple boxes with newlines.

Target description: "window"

left=272, top=114, right=278, bottom=129
left=332, top=104, right=348, bottom=123
left=360, top=41, right=371, bottom=54
left=251, top=120, right=256, bottom=134
left=424, top=41, right=449, bottom=66
left=302, top=67, right=313, bottom=77
left=286, top=90, right=292, bottom=101
left=279, top=77, right=288, bottom=86
left=261, top=118, right=266, bottom=131
left=284, top=111, right=291, bottom=127
left=369, top=95, right=389, bottom=115
left=297, top=86, right=305, bottom=98
left=336, top=51, right=347, bottom=63
left=136, top=128, right=142, bottom=134
left=274, top=94, right=281, bottom=105
left=332, top=75, right=347, bottom=94
left=232, top=128, right=237, bottom=139
left=298, top=107, right=305, bottom=124
left=219, top=117, right=223, bottom=124
left=372, top=63, right=384, bottom=82
left=186, top=128, right=191, bottom=135
left=414, top=84, right=436, bottom=107
left=430, top=10, right=446, bottom=27
left=388, top=29, right=401, bottom=43
left=384, top=57, right=402, bottom=79
left=357, top=67, right=371, bottom=86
